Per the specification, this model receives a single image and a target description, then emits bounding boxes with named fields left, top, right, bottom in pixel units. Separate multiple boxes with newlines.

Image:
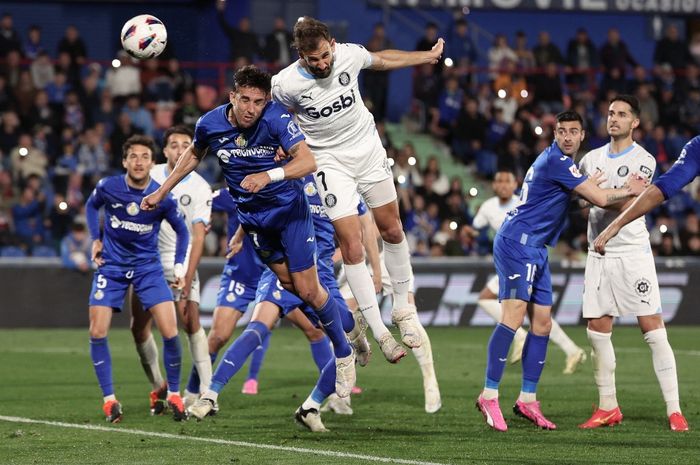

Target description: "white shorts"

left=582, top=253, right=661, bottom=319
left=163, top=267, right=201, bottom=304
left=486, top=275, right=499, bottom=296
left=313, top=131, right=395, bottom=221
left=338, top=260, right=415, bottom=300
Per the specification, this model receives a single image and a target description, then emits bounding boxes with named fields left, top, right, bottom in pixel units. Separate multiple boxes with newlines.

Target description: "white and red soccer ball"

left=120, top=14, right=168, bottom=60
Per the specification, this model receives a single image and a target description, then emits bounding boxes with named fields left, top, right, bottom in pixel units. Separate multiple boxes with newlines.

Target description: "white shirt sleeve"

left=191, top=181, right=212, bottom=225
left=472, top=202, right=489, bottom=230
left=271, top=74, right=295, bottom=108
left=342, top=43, right=373, bottom=70
left=578, top=152, right=591, bottom=176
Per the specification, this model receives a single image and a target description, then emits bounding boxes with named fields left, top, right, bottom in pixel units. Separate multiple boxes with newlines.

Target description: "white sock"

left=167, top=390, right=179, bottom=398
left=518, top=391, right=536, bottom=403
left=644, top=328, right=681, bottom=416
left=587, top=328, right=618, bottom=410
left=202, top=389, right=218, bottom=402
left=344, top=261, right=391, bottom=340
left=411, top=322, right=437, bottom=385
left=302, top=395, right=321, bottom=411
left=482, top=388, right=498, bottom=400
left=188, top=327, right=212, bottom=393
left=478, top=299, right=528, bottom=342
left=103, top=394, right=116, bottom=402
left=136, top=333, right=164, bottom=390
left=383, top=236, right=412, bottom=310
left=549, top=319, right=580, bottom=356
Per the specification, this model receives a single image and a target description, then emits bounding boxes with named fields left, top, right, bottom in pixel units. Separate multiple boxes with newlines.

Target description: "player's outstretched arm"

left=141, top=144, right=207, bottom=210
left=239, top=141, right=316, bottom=193
left=370, top=38, right=444, bottom=71
left=85, top=186, right=105, bottom=266
left=164, top=200, right=190, bottom=289
left=573, top=173, right=647, bottom=209
left=593, top=184, right=665, bottom=254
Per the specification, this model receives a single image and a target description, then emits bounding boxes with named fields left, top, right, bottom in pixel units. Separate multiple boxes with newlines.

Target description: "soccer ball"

left=120, top=14, right=167, bottom=59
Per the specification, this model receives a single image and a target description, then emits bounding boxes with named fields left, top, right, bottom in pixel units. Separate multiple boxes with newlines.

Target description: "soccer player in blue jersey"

left=187, top=175, right=358, bottom=432
left=184, top=187, right=269, bottom=404
left=475, top=111, right=648, bottom=432
left=141, top=65, right=356, bottom=398
left=86, top=135, right=190, bottom=423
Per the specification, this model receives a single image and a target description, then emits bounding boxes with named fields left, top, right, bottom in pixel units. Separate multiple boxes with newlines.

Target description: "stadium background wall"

left=2, top=257, right=698, bottom=328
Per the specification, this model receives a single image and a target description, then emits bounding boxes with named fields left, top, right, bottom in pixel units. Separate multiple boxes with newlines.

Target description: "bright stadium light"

left=469, top=187, right=478, bottom=197
left=462, top=6, right=471, bottom=14
left=520, top=89, right=529, bottom=99
left=397, top=175, right=406, bottom=185
left=19, top=147, right=28, bottom=157
left=497, top=89, right=506, bottom=99
left=388, top=158, right=395, bottom=167
left=444, top=57, right=454, bottom=67
left=408, top=156, right=416, bottom=166
left=660, top=224, right=668, bottom=233
left=449, top=221, right=458, bottom=231
left=111, top=59, right=121, bottom=68
left=535, top=126, right=543, bottom=135
left=58, top=201, right=68, bottom=211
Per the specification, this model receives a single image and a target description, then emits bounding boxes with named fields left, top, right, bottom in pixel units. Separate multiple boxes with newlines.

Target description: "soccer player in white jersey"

left=577, top=95, right=688, bottom=431
left=130, top=125, right=213, bottom=414
left=271, top=17, right=444, bottom=360
left=472, top=171, right=586, bottom=373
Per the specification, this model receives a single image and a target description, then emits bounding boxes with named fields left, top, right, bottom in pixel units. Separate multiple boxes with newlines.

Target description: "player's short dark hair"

left=163, top=125, right=193, bottom=147
left=232, top=65, right=271, bottom=94
left=494, top=169, right=517, bottom=179
left=555, top=110, right=584, bottom=127
left=610, top=94, right=641, bottom=117
left=122, top=135, right=156, bottom=160
left=293, top=16, right=331, bottom=54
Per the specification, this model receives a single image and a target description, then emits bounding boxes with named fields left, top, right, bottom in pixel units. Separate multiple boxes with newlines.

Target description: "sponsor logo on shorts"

left=324, top=194, right=337, bottom=208
left=93, top=289, right=104, bottom=300
left=273, top=290, right=281, bottom=300
left=634, top=278, right=651, bottom=297
left=304, top=182, right=317, bottom=197
left=126, top=202, right=140, bottom=216
left=338, top=71, right=351, bottom=86
left=617, top=165, right=629, bottom=177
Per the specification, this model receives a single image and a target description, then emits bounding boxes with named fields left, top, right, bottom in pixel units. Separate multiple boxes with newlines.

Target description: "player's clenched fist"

left=91, top=239, right=105, bottom=266
left=140, top=189, right=164, bottom=210
left=240, top=172, right=271, bottom=193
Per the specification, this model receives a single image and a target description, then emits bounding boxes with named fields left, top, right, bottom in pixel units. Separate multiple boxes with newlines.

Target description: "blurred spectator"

left=60, top=221, right=91, bottom=272
left=679, top=87, right=700, bottom=132
left=0, top=204, right=12, bottom=246
left=392, top=143, right=423, bottom=188
left=600, top=27, right=638, bottom=78
left=0, top=110, right=20, bottom=155
left=45, top=72, right=70, bottom=105
left=262, top=17, right=294, bottom=70
left=636, top=84, right=659, bottom=126
left=1, top=49, right=21, bottom=88
left=174, top=90, right=201, bottom=127
left=109, top=112, right=142, bottom=170
left=445, top=224, right=478, bottom=256
left=422, top=156, right=450, bottom=195
left=0, top=75, right=11, bottom=112
left=656, top=232, right=679, bottom=256
left=105, top=51, right=141, bottom=99
left=653, top=24, right=690, bottom=74
left=13, top=70, right=36, bottom=119
left=12, top=184, right=45, bottom=250
left=57, top=25, right=87, bottom=68
left=415, top=22, right=439, bottom=52
left=449, top=19, right=478, bottom=70
left=532, top=62, right=564, bottom=114
left=122, top=94, right=153, bottom=136
left=566, top=28, right=598, bottom=90
left=626, top=65, right=653, bottom=95
left=677, top=63, right=700, bottom=101
left=689, top=31, right=700, bottom=64
left=452, top=97, right=488, bottom=164
left=430, top=76, right=463, bottom=141
left=10, top=133, right=48, bottom=182
left=30, top=51, right=55, bottom=90
left=0, top=13, right=21, bottom=57
left=217, top=2, right=260, bottom=62
left=166, top=59, right=193, bottom=102
left=63, top=90, right=85, bottom=133
left=77, top=127, right=108, bottom=179
left=413, top=63, right=440, bottom=130
left=364, top=23, right=392, bottom=122
left=513, top=30, right=535, bottom=71
left=24, top=24, right=44, bottom=60
left=532, top=31, right=564, bottom=67
left=679, top=210, right=699, bottom=254
left=488, top=34, right=517, bottom=80
left=48, top=193, right=75, bottom=244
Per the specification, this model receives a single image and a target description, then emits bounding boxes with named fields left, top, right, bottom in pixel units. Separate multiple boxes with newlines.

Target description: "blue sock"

left=484, top=323, right=516, bottom=390
left=309, top=336, right=333, bottom=373
left=211, top=321, right=269, bottom=393
left=186, top=365, right=200, bottom=394
left=311, top=357, right=336, bottom=404
left=90, top=337, right=113, bottom=397
left=338, top=305, right=354, bottom=333
left=162, top=335, right=182, bottom=393
left=521, top=332, right=550, bottom=394
left=247, top=331, right=271, bottom=380
left=313, top=291, right=351, bottom=357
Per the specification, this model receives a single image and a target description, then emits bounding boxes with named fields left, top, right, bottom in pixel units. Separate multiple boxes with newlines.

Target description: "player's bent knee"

left=377, top=223, right=404, bottom=244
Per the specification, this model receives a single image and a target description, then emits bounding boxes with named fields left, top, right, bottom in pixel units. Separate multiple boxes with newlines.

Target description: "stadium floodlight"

left=111, top=59, right=121, bottom=68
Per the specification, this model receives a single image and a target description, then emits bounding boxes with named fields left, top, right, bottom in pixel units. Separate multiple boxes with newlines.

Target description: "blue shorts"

left=237, top=194, right=316, bottom=273
left=493, top=234, right=552, bottom=306
left=215, top=264, right=259, bottom=312
left=88, top=264, right=172, bottom=311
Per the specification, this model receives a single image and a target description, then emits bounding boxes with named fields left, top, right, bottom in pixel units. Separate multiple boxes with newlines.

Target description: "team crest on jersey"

left=569, top=165, right=582, bottom=178
left=287, top=121, right=301, bottom=138
left=324, top=194, right=337, bottom=208
left=180, top=194, right=191, bottom=206
left=634, top=278, right=651, bottom=297
left=226, top=292, right=235, bottom=303
left=273, top=290, right=281, bottom=300
left=126, top=202, right=140, bottom=216
left=304, top=182, right=317, bottom=197
left=338, top=71, right=350, bottom=86
left=93, top=289, right=104, bottom=300
left=639, top=165, right=652, bottom=178
left=617, top=165, right=629, bottom=177
left=235, top=134, right=247, bottom=148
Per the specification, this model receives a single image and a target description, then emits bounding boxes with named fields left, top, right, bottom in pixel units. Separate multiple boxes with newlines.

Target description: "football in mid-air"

left=120, top=14, right=167, bottom=59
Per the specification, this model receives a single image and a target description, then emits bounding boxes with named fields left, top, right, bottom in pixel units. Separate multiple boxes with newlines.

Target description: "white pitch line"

left=0, top=415, right=453, bottom=465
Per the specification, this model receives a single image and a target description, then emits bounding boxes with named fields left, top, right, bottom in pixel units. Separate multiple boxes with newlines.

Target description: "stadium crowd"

left=0, top=11, right=697, bottom=263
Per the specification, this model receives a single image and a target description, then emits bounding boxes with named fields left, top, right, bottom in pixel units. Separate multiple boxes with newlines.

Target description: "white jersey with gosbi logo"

left=579, top=142, right=656, bottom=257
left=271, top=43, right=375, bottom=153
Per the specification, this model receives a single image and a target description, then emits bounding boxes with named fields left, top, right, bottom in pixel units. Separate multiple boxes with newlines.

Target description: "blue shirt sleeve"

left=547, top=148, right=588, bottom=191
left=192, top=115, right=208, bottom=152
left=655, top=137, right=700, bottom=200
left=211, top=188, right=236, bottom=214
left=163, top=196, right=190, bottom=266
left=268, top=105, right=305, bottom=153
left=85, top=182, right=105, bottom=240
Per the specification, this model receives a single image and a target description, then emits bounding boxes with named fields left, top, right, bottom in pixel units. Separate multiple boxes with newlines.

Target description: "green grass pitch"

left=1, top=326, right=698, bottom=465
